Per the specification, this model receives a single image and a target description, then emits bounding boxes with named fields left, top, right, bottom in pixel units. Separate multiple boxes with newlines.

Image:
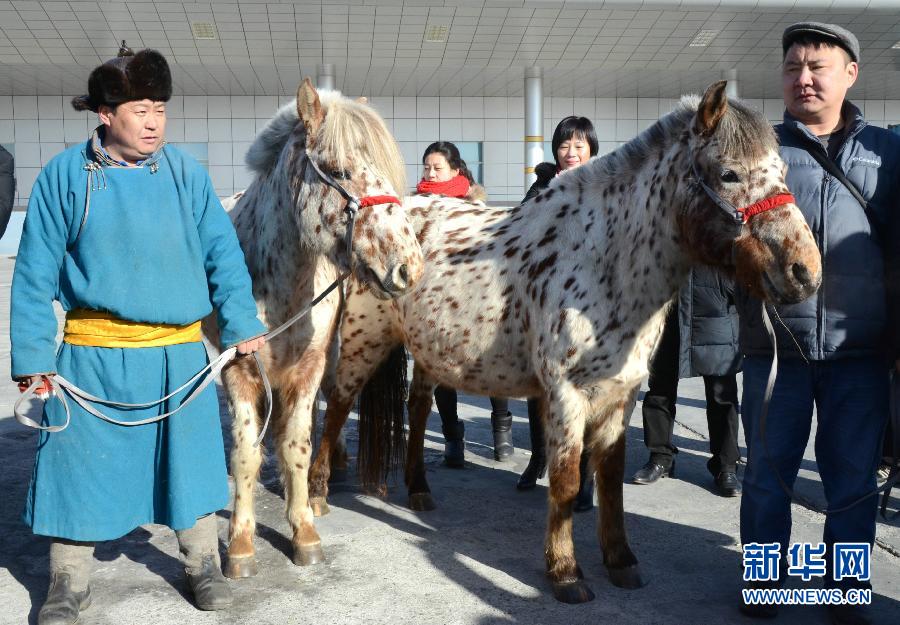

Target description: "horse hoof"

left=224, top=555, right=258, bottom=579
left=408, top=492, right=436, bottom=512
left=607, top=564, right=646, bottom=589
left=551, top=579, right=595, bottom=604
left=329, top=468, right=348, bottom=483
left=292, top=543, right=325, bottom=566
left=310, top=497, right=330, bottom=517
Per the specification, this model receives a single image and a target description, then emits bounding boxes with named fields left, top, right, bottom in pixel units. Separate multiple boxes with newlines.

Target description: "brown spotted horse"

left=202, top=79, right=424, bottom=579
left=307, top=81, right=822, bottom=603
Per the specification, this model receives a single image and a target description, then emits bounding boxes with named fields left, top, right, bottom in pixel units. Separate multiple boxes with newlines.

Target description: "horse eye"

left=720, top=169, right=740, bottom=183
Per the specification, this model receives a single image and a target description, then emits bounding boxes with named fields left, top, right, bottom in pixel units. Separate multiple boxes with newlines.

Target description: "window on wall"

left=174, top=143, right=209, bottom=167
left=455, top=142, right=482, bottom=184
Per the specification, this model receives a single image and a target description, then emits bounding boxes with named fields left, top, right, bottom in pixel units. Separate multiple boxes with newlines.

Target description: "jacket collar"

left=782, top=100, right=867, bottom=147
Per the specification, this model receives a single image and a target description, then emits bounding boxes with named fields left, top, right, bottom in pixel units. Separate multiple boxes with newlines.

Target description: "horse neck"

left=239, top=152, right=322, bottom=288
left=531, top=127, right=696, bottom=318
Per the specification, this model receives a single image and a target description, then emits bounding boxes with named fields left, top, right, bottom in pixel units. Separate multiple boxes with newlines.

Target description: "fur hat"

left=72, top=42, right=172, bottom=113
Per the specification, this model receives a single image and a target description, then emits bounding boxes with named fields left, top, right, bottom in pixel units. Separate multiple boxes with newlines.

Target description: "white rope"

left=14, top=347, right=236, bottom=431
left=13, top=273, right=349, bottom=447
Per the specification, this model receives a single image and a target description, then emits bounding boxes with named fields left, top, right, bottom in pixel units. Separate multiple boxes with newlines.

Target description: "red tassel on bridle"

left=358, top=195, right=401, bottom=208
left=738, top=193, right=796, bottom=223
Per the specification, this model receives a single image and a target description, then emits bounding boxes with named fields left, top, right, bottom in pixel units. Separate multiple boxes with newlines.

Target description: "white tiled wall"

left=2, top=94, right=899, bottom=206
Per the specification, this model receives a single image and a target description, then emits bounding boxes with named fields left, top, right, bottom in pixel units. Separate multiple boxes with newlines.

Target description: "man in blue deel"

left=11, top=44, right=266, bottom=624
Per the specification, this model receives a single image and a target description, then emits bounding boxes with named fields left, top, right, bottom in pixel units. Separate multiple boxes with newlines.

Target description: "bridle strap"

left=302, top=153, right=400, bottom=272
left=691, top=159, right=795, bottom=225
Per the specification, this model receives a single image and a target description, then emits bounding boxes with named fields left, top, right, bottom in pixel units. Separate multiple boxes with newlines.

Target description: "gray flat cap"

left=783, top=22, right=860, bottom=63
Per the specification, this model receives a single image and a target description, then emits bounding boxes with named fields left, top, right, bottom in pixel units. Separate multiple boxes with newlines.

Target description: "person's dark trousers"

left=641, top=306, right=680, bottom=471
left=434, top=386, right=460, bottom=437
left=703, top=374, right=740, bottom=475
left=740, top=355, right=888, bottom=588
left=490, top=397, right=508, bottom=414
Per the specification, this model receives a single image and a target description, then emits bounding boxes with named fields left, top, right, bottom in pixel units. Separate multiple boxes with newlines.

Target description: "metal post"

left=317, top=63, right=335, bottom=91
left=524, top=66, right=543, bottom=192
left=723, top=68, right=738, bottom=99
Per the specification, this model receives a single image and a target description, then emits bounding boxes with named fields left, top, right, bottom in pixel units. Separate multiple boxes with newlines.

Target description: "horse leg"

left=319, top=328, right=349, bottom=484
left=590, top=390, right=645, bottom=589
left=543, top=392, right=594, bottom=603
left=222, top=361, right=265, bottom=579
left=406, top=363, right=437, bottom=511
left=308, top=392, right=354, bottom=517
left=330, top=428, right=350, bottom=483
left=309, top=321, right=399, bottom=514
left=276, top=352, right=330, bottom=567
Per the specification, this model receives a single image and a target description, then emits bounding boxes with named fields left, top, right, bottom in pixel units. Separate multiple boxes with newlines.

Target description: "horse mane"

left=245, top=101, right=297, bottom=174
left=583, top=94, right=776, bottom=184
left=244, top=90, right=406, bottom=195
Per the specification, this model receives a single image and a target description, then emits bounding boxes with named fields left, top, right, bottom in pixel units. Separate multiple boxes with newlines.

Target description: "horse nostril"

left=395, top=264, right=409, bottom=287
left=792, top=262, right=811, bottom=286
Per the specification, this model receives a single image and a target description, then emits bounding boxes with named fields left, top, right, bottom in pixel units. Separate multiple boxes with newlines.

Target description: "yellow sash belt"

left=64, top=309, right=202, bottom=348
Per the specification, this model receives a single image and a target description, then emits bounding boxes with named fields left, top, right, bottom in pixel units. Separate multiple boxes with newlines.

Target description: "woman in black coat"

left=511, top=116, right=599, bottom=511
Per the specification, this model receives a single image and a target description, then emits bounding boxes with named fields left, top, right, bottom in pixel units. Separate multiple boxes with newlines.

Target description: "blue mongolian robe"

left=11, top=130, right=265, bottom=541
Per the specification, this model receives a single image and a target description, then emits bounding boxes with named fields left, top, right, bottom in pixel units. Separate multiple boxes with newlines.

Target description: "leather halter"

left=303, top=154, right=401, bottom=270
left=690, top=159, right=795, bottom=225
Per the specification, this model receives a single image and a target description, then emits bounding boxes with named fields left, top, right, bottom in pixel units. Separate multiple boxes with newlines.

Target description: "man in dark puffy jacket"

left=0, top=145, right=14, bottom=238
left=738, top=22, right=900, bottom=625
left=631, top=266, right=741, bottom=497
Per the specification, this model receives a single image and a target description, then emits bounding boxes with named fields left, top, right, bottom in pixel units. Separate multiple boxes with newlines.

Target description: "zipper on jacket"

left=817, top=170, right=828, bottom=360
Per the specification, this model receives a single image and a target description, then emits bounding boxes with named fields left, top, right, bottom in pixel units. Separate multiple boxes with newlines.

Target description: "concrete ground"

left=0, top=255, right=897, bottom=625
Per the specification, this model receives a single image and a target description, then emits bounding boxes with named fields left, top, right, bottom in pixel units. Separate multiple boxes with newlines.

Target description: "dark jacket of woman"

left=677, top=266, right=741, bottom=379
left=522, top=162, right=556, bottom=203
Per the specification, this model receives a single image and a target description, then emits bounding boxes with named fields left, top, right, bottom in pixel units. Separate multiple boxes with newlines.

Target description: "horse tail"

left=357, top=345, right=408, bottom=493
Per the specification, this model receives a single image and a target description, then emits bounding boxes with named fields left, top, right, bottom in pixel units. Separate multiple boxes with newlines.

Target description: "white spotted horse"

left=203, top=79, right=424, bottom=578
left=307, top=81, right=821, bottom=603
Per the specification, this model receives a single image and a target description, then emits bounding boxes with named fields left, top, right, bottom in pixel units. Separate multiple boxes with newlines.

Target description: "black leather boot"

left=442, top=421, right=465, bottom=468
left=517, top=399, right=546, bottom=489
left=574, top=451, right=594, bottom=512
left=491, top=411, right=514, bottom=461
left=38, top=571, right=92, bottom=625
left=187, top=554, right=233, bottom=611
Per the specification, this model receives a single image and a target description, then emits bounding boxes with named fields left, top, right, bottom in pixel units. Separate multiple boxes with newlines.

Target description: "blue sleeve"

left=10, top=166, right=67, bottom=378
left=195, top=174, right=266, bottom=347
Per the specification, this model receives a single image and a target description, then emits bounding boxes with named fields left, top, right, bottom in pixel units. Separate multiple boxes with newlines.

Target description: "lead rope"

left=758, top=302, right=899, bottom=518
left=15, top=203, right=357, bottom=449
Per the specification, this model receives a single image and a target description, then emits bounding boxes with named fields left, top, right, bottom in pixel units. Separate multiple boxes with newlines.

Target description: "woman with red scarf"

left=415, top=141, right=513, bottom=468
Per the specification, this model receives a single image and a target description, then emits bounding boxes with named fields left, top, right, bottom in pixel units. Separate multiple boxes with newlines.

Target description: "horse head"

left=290, top=79, right=423, bottom=298
left=679, top=81, right=821, bottom=305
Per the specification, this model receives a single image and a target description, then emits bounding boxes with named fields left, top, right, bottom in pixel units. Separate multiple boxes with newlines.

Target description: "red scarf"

left=416, top=175, right=470, bottom=199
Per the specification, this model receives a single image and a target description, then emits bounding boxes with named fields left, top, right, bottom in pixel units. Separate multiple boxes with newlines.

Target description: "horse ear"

left=694, top=80, right=728, bottom=137
left=296, top=78, right=325, bottom=139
